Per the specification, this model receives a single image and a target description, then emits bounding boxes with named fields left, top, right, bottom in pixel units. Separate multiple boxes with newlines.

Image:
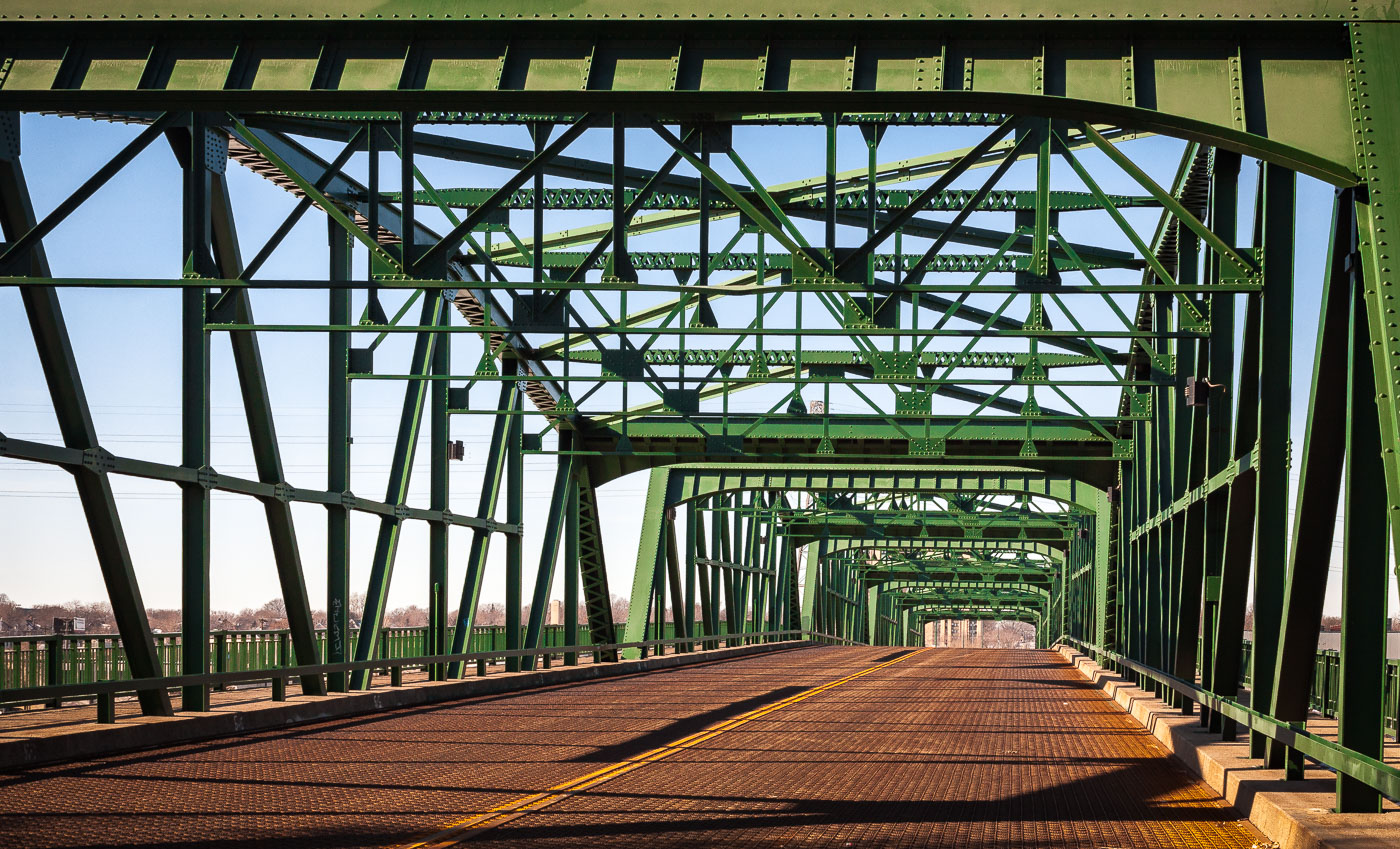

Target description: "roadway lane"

left=438, top=648, right=1264, bottom=849
left=0, top=646, right=884, bottom=849
left=0, top=647, right=1262, bottom=848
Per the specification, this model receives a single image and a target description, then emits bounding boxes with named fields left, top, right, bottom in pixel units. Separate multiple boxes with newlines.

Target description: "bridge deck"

left=0, top=647, right=1262, bottom=849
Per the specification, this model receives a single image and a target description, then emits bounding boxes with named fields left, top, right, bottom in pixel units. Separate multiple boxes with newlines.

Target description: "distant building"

left=546, top=600, right=565, bottom=626
left=53, top=617, right=86, bottom=634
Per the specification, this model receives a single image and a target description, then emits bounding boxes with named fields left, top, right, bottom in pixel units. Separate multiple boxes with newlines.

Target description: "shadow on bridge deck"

left=0, top=646, right=1262, bottom=849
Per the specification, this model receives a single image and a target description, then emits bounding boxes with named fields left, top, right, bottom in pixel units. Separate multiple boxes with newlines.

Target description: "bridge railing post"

left=214, top=633, right=228, bottom=693
left=45, top=637, right=61, bottom=708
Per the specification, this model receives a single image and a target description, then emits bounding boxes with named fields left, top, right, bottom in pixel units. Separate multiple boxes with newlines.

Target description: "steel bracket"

left=908, top=437, right=946, bottom=457
left=81, top=447, right=117, bottom=474
left=0, top=112, right=18, bottom=160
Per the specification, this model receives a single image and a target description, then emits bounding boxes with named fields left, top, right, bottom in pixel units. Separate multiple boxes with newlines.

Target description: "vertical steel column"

left=1121, top=459, right=1139, bottom=662
left=693, top=508, right=715, bottom=647
left=1335, top=216, right=1388, bottom=813
left=1250, top=163, right=1295, bottom=762
left=446, top=380, right=516, bottom=678
left=694, top=125, right=714, bottom=332
left=0, top=116, right=174, bottom=717
left=532, top=122, right=548, bottom=286
left=504, top=359, right=524, bottom=672
left=427, top=299, right=449, bottom=681
left=623, top=467, right=671, bottom=654
left=784, top=538, right=799, bottom=634
left=180, top=113, right=215, bottom=713
left=193, top=140, right=326, bottom=697
left=1031, top=120, right=1054, bottom=281
left=326, top=221, right=352, bottom=692
left=1131, top=428, right=1148, bottom=665
left=1170, top=151, right=1226, bottom=706
left=756, top=520, right=773, bottom=638
left=1269, top=191, right=1353, bottom=776
left=708, top=502, right=723, bottom=642
left=1211, top=291, right=1262, bottom=738
left=574, top=464, right=618, bottom=658
left=861, top=123, right=884, bottom=287
left=665, top=516, right=686, bottom=646
left=1170, top=226, right=1204, bottom=710
left=1145, top=290, right=1172, bottom=683
left=1349, top=23, right=1400, bottom=660
left=763, top=524, right=780, bottom=635
left=1199, top=150, right=1240, bottom=727
left=564, top=475, right=580, bottom=665
left=365, top=122, right=386, bottom=324
left=800, top=539, right=822, bottom=633
left=683, top=504, right=698, bottom=649
left=719, top=498, right=738, bottom=635
left=825, top=114, right=837, bottom=253
left=399, top=112, right=415, bottom=273
left=781, top=538, right=798, bottom=633
left=1094, top=492, right=1112, bottom=649
left=740, top=500, right=759, bottom=640
left=350, top=292, right=444, bottom=689
left=610, top=115, right=635, bottom=281
left=652, top=509, right=668, bottom=649
left=522, top=440, right=575, bottom=669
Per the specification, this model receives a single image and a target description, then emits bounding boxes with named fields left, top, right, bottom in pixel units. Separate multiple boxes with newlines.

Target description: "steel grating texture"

left=0, top=647, right=1261, bottom=849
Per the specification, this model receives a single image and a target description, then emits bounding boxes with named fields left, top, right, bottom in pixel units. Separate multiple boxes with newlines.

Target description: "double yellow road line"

left=401, top=649, right=925, bottom=848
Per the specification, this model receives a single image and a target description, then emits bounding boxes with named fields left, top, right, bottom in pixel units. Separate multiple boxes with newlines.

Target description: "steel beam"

left=326, top=220, right=353, bottom=693
left=179, top=113, right=214, bottom=713
left=349, top=292, right=445, bottom=690
left=446, top=381, right=517, bottom=679
left=1250, top=163, right=1295, bottom=763
left=1267, top=190, right=1353, bottom=774
left=0, top=120, right=173, bottom=717
left=1335, top=251, right=1389, bottom=813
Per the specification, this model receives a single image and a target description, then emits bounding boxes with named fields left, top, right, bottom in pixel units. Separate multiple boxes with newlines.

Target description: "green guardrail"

left=1226, top=639, right=1399, bottom=736
left=0, top=627, right=828, bottom=722
left=1066, top=636, right=1400, bottom=805
left=0, top=621, right=741, bottom=694
left=0, top=625, right=592, bottom=691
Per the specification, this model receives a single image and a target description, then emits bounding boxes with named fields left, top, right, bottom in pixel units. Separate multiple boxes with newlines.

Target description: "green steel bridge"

left=1, top=2, right=1399, bottom=846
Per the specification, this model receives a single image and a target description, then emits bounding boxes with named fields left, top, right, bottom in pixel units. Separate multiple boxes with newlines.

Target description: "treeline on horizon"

left=0, top=593, right=635, bottom=636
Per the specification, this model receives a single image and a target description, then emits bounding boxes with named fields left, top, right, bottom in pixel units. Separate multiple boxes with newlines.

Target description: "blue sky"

left=1, top=112, right=1393, bottom=622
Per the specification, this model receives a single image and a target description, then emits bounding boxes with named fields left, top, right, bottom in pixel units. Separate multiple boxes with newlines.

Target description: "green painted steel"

left=3, top=3, right=1400, bottom=815
left=0, top=626, right=598, bottom=693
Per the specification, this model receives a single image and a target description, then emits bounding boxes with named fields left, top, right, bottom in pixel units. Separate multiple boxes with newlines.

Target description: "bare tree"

left=385, top=605, right=428, bottom=628
left=609, top=594, right=629, bottom=625
left=475, top=603, right=506, bottom=626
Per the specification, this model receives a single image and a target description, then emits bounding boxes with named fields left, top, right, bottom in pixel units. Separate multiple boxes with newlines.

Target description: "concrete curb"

left=1, top=640, right=813, bottom=771
left=1055, top=644, right=1399, bottom=849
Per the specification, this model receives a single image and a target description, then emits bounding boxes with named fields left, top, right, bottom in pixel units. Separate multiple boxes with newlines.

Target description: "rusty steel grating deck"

left=0, top=647, right=1263, bottom=849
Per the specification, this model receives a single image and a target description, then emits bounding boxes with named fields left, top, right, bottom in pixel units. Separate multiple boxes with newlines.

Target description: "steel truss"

left=3, top=2, right=1400, bottom=814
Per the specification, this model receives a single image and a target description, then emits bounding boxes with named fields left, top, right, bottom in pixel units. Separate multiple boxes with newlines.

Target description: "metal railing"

left=0, top=620, right=827, bottom=696
left=0, top=628, right=832, bottom=724
left=1062, top=636, right=1400, bottom=803
left=0, top=625, right=602, bottom=691
left=1228, top=640, right=1398, bottom=735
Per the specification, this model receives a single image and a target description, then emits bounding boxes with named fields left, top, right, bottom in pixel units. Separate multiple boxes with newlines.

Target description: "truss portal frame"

left=3, top=2, right=1400, bottom=813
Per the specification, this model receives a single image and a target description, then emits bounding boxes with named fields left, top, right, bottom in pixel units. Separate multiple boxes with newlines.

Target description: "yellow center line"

left=399, top=649, right=926, bottom=849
